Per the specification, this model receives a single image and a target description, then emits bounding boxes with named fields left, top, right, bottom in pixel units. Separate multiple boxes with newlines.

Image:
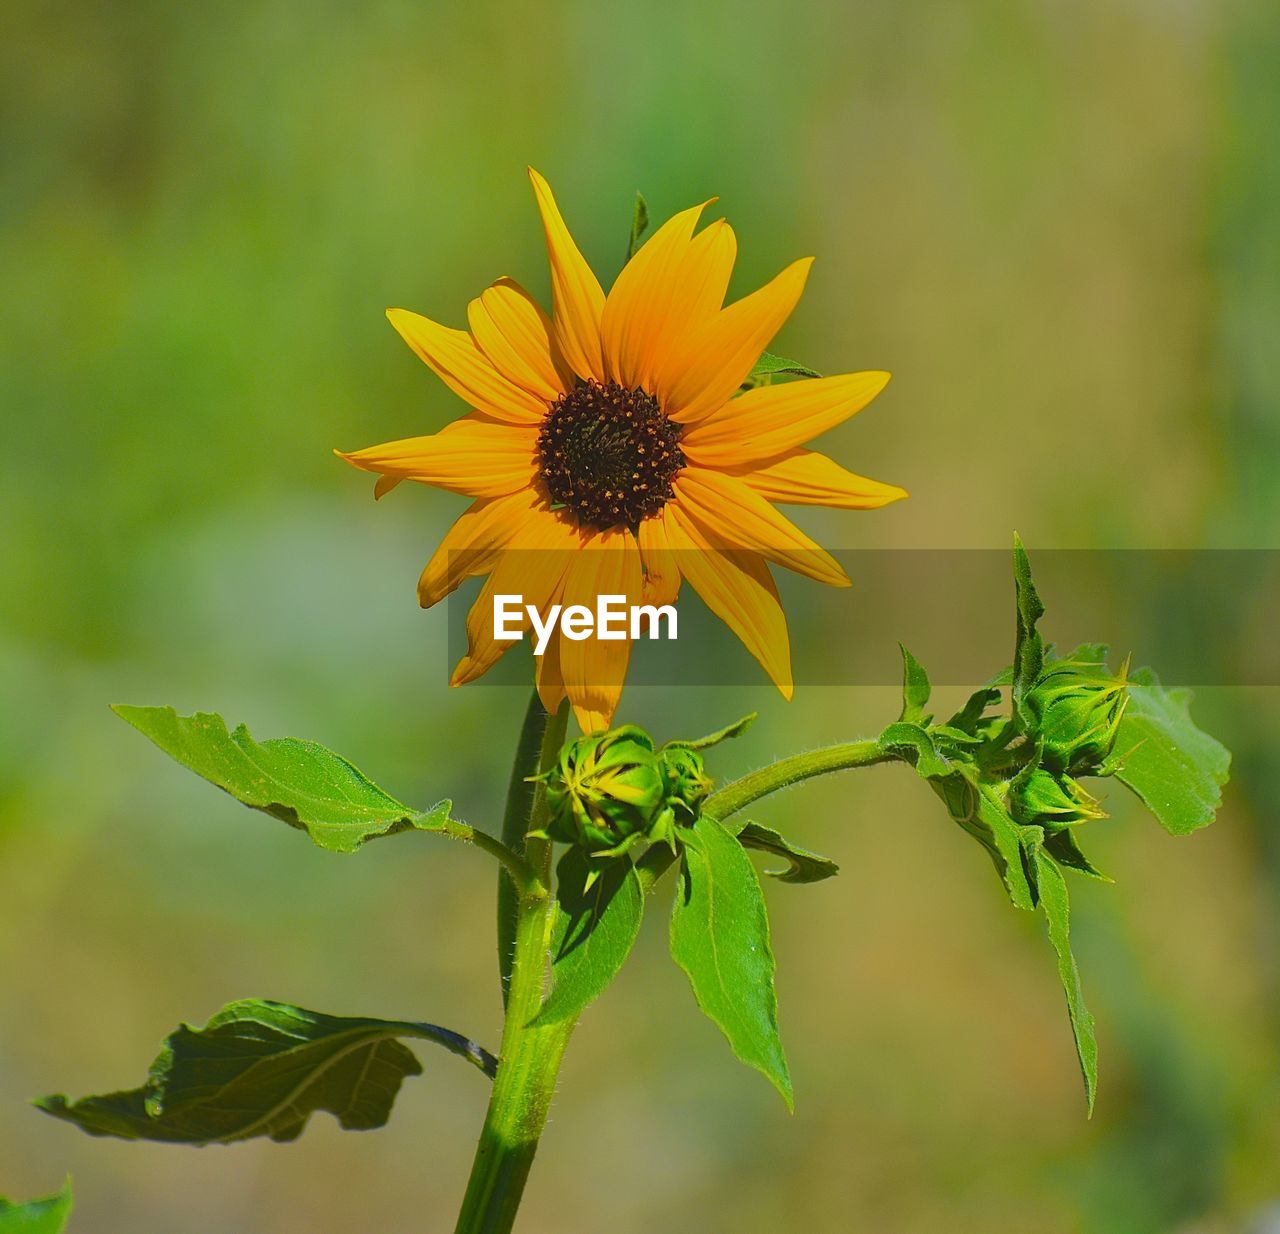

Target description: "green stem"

left=702, top=738, right=891, bottom=822
left=497, top=692, right=554, bottom=1002
left=440, top=818, right=542, bottom=899
left=454, top=697, right=571, bottom=1234
left=638, top=738, right=891, bottom=893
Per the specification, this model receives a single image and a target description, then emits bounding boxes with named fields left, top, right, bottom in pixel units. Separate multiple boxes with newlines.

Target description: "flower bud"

left=540, top=726, right=667, bottom=855
left=1009, top=767, right=1105, bottom=830
left=659, top=747, right=714, bottom=818
left=1025, top=656, right=1130, bottom=774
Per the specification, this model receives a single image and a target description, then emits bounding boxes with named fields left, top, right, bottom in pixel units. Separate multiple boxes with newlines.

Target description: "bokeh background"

left=3, top=0, right=1278, bottom=1230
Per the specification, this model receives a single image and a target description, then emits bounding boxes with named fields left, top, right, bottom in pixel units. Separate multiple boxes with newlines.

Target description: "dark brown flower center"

left=537, top=380, right=685, bottom=531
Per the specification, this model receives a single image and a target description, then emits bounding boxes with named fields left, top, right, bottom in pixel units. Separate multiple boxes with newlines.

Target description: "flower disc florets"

left=537, top=379, right=685, bottom=531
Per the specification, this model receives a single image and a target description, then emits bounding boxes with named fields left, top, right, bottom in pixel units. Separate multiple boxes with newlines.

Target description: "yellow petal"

left=528, top=168, right=605, bottom=382
left=467, top=277, right=568, bottom=402
left=656, top=257, right=813, bottom=424
left=386, top=308, right=546, bottom=424
left=373, top=474, right=404, bottom=500
left=417, top=487, right=542, bottom=608
left=600, top=201, right=711, bottom=390
left=681, top=371, right=891, bottom=464
left=535, top=619, right=568, bottom=715
left=660, top=219, right=737, bottom=353
left=665, top=506, right=793, bottom=699
left=672, top=468, right=850, bottom=588
left=337, top=415, right=537, bottom=499
left=557, top=527, right=642, bottom=733
left=637, top=512, right=681, bottom=606
left=451, top=511, right=578, bottom=686
left=734, top=449, right=908, bottom=509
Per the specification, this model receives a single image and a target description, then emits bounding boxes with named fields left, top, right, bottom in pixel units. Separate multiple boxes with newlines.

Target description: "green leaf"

left=626, top=192, right=650, bottom=260
left=878, top=722, right=951, bottom=779
left=1111, top=667, right=1230, bottom=835
left=1044, top=829, right=1112, bottom=883
left=935, top=773, right=1039, bottom=911
left=1011, top=533, right=1046, bottom=727
left=946, top=685, right=1003, bottom=738
left=532, top=850, right=644, bottom=1025
left=737, top=821, right=839, bottom=884
left=0, top=1180, right=72, bottom=1234
left=670, top=815, right=792, bottom=1107
left=36, top=1000, right=495, bottom=1145
left=742, top=350, right=821, bottom=388
left=897, top=643, right=932, bottom=724
left=113, top=706, right=450, bottom=853
left=1034, top=852, right=1098, bottom=1112
left=665, top=712, right=756, bottom=751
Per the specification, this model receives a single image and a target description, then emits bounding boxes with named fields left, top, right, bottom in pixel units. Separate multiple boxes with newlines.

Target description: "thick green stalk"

left=455, top=698, right=571, bottom=1234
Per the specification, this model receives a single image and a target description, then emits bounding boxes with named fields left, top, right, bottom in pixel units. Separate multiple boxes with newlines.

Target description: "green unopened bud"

left=1010, top=767, right=1105, bottom=830
left=535, top=724, right=725, bottom=858
left=539, top=725, right=666, bottom=856
left=1026, top=655, right=1130, bottom=774
left=659, top=747, right=713, bottom=817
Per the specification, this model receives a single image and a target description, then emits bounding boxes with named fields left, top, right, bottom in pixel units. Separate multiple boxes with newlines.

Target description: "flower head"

left=340, top=170, right=906, bottom=730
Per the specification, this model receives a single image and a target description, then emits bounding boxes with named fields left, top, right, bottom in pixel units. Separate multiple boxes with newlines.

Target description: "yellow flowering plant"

left=19, top=177, right=1231, bottom=1234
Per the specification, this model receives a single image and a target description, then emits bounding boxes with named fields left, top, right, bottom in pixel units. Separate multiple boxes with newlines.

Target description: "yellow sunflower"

left=340, top=169, right=905, bottom=731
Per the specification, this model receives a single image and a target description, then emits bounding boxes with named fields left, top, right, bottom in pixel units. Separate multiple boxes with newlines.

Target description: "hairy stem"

left=638, top=738, right=891, bottom=893
left=439, top=818, right=542, bottom=899
left=497, top=692, right=554, bottom=1003
left=703, top=739, right=891, bottom=821
left=454, top=697, right=572, bottom=1234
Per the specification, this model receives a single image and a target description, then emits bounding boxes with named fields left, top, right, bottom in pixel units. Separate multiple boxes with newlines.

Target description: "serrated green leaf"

left=670, top=816, right=792, bottom=1107
left=532, top=850, right=644, bottom=1026
left=878, top=722, right=951, bottom=779
left=0, top=1180, right=72, bottom=1234
left=737, top=821, right=839, bottom=884
left=113, top=706, right=450, bottom=853
left=897, top=644, right=932, bottom=724
left=742, top=350, right=821, bottom=388
left=1011, top=534, right=1045, bottom=726
left=626, top=192, right=650, bottom=260
left=36, top=1000, right=494, bottom=1145
left=1111, top=667, right=1230, bottom=835
left=1035, top=852, right=1098, bottom=1112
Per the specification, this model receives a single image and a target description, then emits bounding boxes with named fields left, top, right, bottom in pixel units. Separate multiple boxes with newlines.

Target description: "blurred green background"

left=2, top=0, right=1278, bottom=1230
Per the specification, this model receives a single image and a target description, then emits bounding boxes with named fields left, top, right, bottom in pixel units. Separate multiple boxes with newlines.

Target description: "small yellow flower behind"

left=339, top=169, right=906, bottom=731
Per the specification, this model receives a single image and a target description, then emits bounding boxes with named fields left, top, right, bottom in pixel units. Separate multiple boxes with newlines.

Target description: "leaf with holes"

left=36, top=1000, right=494, bottom=1145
